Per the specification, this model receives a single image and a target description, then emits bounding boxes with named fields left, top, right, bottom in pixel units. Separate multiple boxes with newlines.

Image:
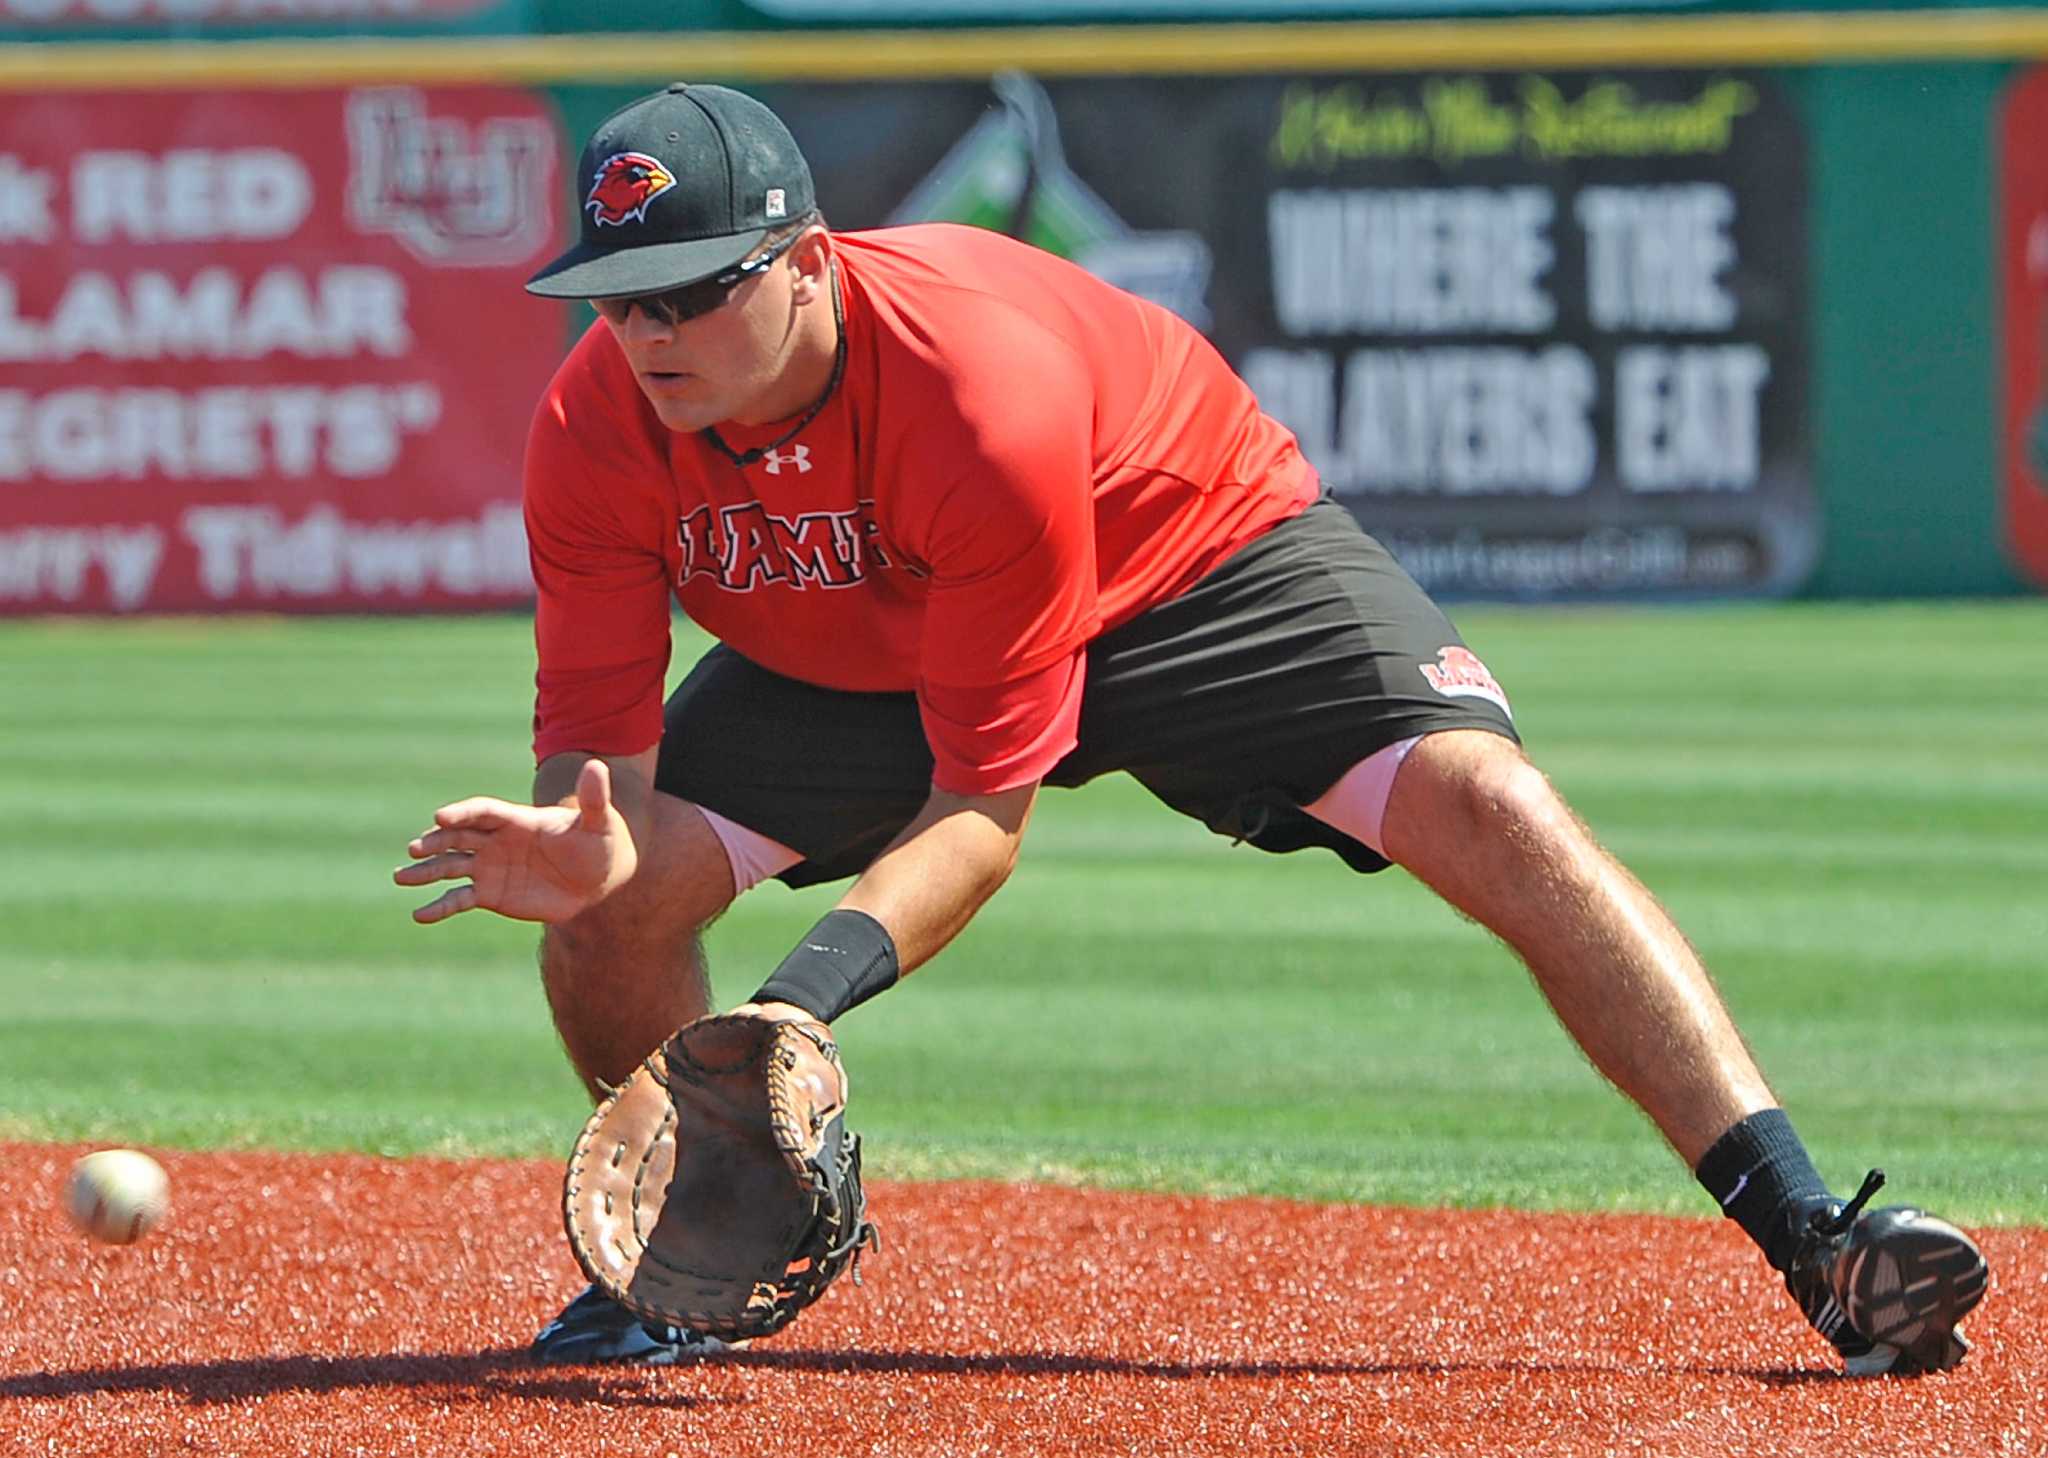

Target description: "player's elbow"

left=930, top=780, right=1036, bottom=897
left=958, top=808, right=1028, bottom=901
left=979, top=828, right=1025, bottom=896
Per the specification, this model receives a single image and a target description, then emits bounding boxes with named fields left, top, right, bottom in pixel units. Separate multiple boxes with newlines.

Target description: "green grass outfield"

left=2, top=601, right=2044, bottom=1224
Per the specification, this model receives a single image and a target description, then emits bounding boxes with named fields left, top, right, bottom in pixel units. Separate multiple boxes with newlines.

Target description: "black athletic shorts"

left=654, top=495, right=1519, bottom=886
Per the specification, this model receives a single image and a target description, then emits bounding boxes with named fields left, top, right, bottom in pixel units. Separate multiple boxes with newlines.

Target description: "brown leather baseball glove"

left=563, top=1013, right=878, bottom=1340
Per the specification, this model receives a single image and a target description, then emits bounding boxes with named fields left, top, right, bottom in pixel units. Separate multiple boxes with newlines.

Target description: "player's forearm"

left=745, top=783, right=1035, bottom=1026
left=836, top=782, right=1037, bottom=976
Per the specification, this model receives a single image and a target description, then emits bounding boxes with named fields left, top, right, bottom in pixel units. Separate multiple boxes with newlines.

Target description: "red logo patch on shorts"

left=1419, top=646, right=1512, bottom=717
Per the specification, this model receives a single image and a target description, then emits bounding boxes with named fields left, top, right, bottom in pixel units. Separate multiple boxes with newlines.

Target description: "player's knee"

left=552, top=881, right=704, bottom=973
left=542, top=895, right=683, bottom=973
left=1482, top=755, right=1575, bottom=848
left=1401, top=732, right=1569, bottom=850
left=1469, top=755, right=1589, bottom=870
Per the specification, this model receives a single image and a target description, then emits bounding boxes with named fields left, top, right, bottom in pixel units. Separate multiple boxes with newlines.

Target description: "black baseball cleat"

left=530, top=1282, right=740, bottom=1365
left=1783, top=1169, right=1989, bottom=1376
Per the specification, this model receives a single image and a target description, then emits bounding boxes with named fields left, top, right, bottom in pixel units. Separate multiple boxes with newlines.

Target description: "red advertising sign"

left=0, top=86, right=564, bottom=613
left=2000, top=66, right=2048, bottom=590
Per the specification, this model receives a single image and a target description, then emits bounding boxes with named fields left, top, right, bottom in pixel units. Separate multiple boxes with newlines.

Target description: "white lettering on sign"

left=0, top=382, right=441, bottom=481
left=0, top=268, right=410, bottom=361
left=71, top=149, right=313, bottom=243
left=0, top=524, right=163, bottom=609
left=1615, top=345, right=1771, bottom=491
left=1268, top=187, right=1555, bottom=336
left=182, top=502, right=531, bottom=602
left=1243, top=344, right=1597, bottom=495
left=1576, top=184, right=1738, bottom=332
left=0, top=156, right=58, bottom=243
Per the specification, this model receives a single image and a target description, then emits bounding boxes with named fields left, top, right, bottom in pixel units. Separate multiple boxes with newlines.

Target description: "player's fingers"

left=410, top=884, right=479, bottom=925
left=431, top=797, right=518, bottom=831
left=574, top=758, right=614, bottom=833
left=406, top=826, right=489, bottom=859
left=392, top=851, right=474, bottom=887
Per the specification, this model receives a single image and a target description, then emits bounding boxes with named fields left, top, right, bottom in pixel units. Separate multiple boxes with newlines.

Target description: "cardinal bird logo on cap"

left=584, top=152, right=676, bottom=228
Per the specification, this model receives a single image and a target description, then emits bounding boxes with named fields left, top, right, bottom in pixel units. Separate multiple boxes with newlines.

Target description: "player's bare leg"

left=540, top=790, right=735, bottom=1100
left=532, top=790, right=750, bottom=1362
left=1375, top=727, right=1987, bottom=1372
left=1376, top=728, right=1773, bottom=1165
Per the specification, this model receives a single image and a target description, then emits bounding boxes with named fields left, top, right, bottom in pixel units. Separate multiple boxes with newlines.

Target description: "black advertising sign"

left=768, top=69, right=1813, bottom=598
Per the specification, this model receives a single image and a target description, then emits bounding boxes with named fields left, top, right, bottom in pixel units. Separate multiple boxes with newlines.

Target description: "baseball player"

left=395, top=83, right=1987, bottom=1373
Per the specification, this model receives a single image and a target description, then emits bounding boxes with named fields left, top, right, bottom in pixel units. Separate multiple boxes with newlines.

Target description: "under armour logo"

left=762, top=445, right=812, bottom=475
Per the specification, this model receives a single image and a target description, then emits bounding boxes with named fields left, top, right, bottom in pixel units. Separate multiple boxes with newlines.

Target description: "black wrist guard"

left=751, top=908, right=900, bottom=1024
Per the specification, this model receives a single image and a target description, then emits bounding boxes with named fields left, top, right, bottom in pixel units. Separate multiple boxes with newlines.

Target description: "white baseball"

left=65, top=1149, right=171, bottom=1245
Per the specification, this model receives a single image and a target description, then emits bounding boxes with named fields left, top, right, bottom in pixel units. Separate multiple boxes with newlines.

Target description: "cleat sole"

left=1834, top=1209, right=1987, bottom=1375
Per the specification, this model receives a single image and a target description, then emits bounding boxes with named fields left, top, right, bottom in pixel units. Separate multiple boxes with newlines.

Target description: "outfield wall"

left=2, top=19, right=2045, bottom=611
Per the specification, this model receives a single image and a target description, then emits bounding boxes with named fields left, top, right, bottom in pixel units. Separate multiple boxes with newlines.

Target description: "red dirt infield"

left=1, top=1142, right=2039, bottom=1457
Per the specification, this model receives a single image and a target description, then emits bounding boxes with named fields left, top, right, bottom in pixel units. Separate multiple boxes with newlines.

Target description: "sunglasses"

left=591, top=226, right=810, bottom=328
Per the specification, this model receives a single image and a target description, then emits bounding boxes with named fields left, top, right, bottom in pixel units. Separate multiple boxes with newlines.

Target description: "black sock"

left=1694, top=1108, right=1832, bottom=1273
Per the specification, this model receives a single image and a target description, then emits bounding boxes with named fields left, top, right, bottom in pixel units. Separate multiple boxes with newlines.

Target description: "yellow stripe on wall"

left=4, top=11, right=2048, bottom=91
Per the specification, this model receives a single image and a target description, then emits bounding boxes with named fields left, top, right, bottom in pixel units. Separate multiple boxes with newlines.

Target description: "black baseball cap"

left=526, top=83, right=817, bottom=300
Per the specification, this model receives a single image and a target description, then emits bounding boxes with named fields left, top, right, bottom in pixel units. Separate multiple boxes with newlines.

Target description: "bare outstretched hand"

left=394, top=758, right=638, bottom=925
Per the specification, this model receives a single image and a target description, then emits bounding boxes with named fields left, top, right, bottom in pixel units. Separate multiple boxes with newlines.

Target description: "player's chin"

left=636, top=376, right=719, bottom=432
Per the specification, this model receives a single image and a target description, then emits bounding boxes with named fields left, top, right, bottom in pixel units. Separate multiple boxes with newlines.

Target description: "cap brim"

left=524, top=231, right=769, bottom=299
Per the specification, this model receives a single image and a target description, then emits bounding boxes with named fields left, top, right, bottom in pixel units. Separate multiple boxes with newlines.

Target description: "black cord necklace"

left=701, top=267, right=847, bottom=470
